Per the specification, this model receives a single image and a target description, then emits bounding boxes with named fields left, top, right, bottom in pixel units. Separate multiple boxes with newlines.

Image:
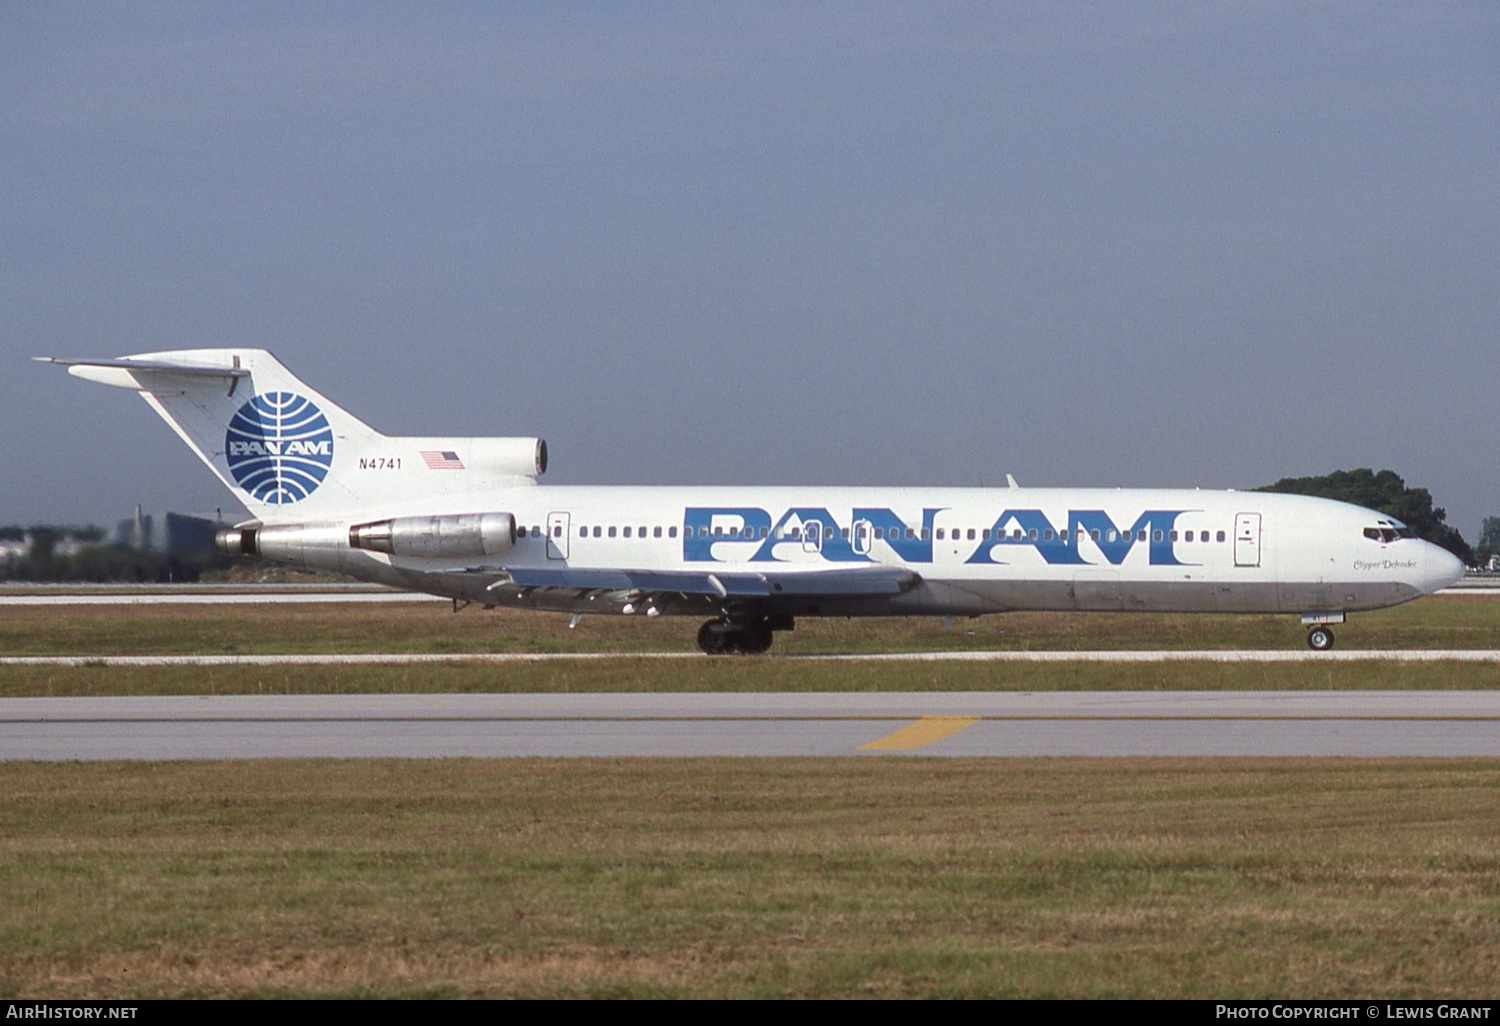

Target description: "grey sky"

left=4, top=2, right=1496, bottom=539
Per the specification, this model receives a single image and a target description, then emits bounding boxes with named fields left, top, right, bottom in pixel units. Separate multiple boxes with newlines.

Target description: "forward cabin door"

left=546, top=511, right=570, bottom=560
left=1234, top=512, right=1262, bottom=568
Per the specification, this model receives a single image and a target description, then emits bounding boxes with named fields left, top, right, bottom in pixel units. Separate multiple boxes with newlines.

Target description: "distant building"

left=113, top=507, right=153, bottom=549
left=0, top=538, right=27, bottom=565
left=164, top=512, right=220, bottom=557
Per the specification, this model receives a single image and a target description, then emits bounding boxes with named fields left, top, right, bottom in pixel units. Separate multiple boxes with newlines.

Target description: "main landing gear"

left=1306, top=626, right=1335, bottom=651
left=696, top=617, right=782, bottom=655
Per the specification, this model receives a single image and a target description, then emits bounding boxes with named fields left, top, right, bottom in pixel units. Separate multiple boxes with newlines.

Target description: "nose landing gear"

left=1306, top=625, right=1335, bottom=651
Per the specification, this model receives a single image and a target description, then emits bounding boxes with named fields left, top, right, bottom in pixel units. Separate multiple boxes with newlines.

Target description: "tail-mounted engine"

left=349, top=513, right=516, bottom=559
left=217, top=511, right=517, bottom=567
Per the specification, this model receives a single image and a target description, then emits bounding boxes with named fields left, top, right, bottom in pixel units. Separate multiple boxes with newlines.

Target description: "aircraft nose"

left=1423, top=542, right=1466, bottom=594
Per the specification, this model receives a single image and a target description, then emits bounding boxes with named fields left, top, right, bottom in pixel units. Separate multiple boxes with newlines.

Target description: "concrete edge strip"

left=8, top=714, right=1500, bottom=724
left=4, top=650, right=1500, bottom=666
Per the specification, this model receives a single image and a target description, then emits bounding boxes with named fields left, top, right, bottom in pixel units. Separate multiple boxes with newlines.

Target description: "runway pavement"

left=4, top=691, right=1499, bottom=760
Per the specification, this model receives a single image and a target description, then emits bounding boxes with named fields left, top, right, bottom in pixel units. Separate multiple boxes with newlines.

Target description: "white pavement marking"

left=4, top=650, right=1500, bottom=667
left=0, top=592, right=444, bottom=605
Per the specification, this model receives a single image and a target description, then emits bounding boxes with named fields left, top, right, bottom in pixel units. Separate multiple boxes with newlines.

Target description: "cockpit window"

left=1364, top=526, right=1400, bottom=543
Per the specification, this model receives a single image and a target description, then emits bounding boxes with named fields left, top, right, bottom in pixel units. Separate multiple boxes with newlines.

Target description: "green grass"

left=2, top=594, right=1499, bottom=657
left=3, top=758, right=1499, bottom=998
left=2, top=657, right=1499, bottom=698
left=4, top=594, right=1497, bottom=696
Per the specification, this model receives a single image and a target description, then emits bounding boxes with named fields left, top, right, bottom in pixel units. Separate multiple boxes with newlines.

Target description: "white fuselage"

left=292, top=483, right=1464, bottom=619
left=45, top=349, right=1466, bottom=647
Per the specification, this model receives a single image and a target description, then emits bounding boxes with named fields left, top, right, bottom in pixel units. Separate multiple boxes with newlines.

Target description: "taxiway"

left=4, top=691, right=1498, bottom=760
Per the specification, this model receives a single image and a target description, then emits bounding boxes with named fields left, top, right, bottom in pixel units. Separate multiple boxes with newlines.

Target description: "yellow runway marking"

left=860, top=716, right=981, bottom=751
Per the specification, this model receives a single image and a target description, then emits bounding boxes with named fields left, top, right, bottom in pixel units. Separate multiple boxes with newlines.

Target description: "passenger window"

left=653, top=526, right=662, bottom=538
left=517, top=526, right=526, bottom=538
left=1091, top=529, right=1101, bottom=541
left=921, top=528, right=930, bottom=540
left=669, top=527, right=678, bottom=538
left=1028, top=528, right=1038, bottom=541
left=578, top=526, right=587, bottom=538
left=967, top=528, right=976, bottom=541
left=608, top=526, right=617, bottom=538
left=874, top=528, right=884, bottom=540
left=1043, top=529, right=1054, bottom=541
left=1216, top=530, right=1225, bottom=542
left=982, top=529, right=992, bottom=540
left=840, top=527, right=848, bottom=540
left=1106, top=530, right=1117, bottom=543
left=622, top=527, right=631, bottom=538
left=1169, top=530, right=1178, bottom=542
left=904, top=528, right=914, bottom=540
left=1138, top=530, right=1148, bottom=542
left=762, top=527, right=770, bottom=539
left=1152, top=530, right=1163, bottom=542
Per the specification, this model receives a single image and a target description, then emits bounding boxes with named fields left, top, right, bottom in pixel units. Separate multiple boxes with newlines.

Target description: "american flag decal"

left=420, top=450, right=465, bottom=470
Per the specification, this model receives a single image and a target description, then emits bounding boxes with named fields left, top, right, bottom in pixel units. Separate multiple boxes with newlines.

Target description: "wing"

left=474, top=564, right=919, bottom=599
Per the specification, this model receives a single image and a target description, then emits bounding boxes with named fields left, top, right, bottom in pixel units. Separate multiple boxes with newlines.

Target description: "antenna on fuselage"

left=1006, top=474, right=1019, bottom=488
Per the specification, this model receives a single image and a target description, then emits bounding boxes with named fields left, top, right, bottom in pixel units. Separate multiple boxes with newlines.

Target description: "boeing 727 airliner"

left=40, top=349, right=1466, bottom=653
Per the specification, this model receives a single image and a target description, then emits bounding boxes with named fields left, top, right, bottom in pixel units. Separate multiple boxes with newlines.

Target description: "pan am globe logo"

left=224, top=392, right=335, bottom=504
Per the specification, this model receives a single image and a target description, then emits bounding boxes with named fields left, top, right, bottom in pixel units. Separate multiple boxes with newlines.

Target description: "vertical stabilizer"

left=40, top=349, right=380, bottom=522
left=40, top=348, right=547, bottom=524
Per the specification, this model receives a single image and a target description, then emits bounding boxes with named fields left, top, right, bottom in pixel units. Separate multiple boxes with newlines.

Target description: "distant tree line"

left=1255, top=469, right=1473, bottom=564
left=0, top=525, right=231, bottom=583
left=1477, top=517, right=1500, bottom=569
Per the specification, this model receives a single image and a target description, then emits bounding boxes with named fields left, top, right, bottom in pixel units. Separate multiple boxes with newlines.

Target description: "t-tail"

left=34, top=349, right=547, bottom=524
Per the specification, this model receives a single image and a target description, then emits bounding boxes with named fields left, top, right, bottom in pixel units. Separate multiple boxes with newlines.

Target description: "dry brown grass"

left=2, top=654, right=1499, bottom=698
left=3, top=758, right=1499, bottom=998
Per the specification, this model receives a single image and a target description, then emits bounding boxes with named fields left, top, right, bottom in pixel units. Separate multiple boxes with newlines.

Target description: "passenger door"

left=546, top=511, right=570, bottom=560
left=1234, top=513, right=1261, bottom=568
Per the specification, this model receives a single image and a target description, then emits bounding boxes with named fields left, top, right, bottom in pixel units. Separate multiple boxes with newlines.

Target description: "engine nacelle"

left=216, top=522, right=361, bottom=574
left=473, top=437, right=545, bottom=477
left=348, top=512, right=516, bottom=559
left=408, top=437, right=547, bottom=478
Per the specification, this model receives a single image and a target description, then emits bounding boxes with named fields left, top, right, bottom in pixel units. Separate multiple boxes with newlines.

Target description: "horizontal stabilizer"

left=34, top=356, right=250, bottom=380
